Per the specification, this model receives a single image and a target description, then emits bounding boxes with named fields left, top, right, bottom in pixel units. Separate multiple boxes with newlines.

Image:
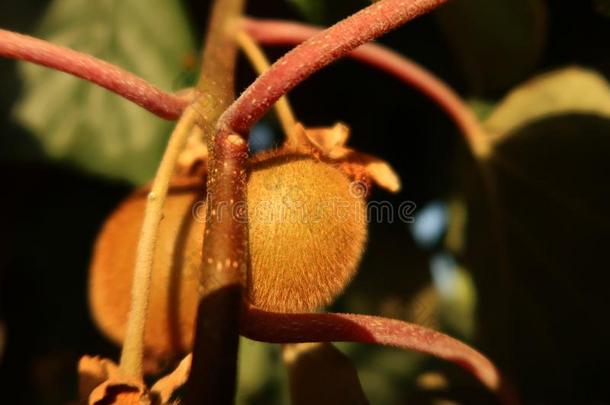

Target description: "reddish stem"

left=242, top=307, right=517, bottom=404
left=0, top=28, right=188, bottom=119
left=241, top=17, right=485, bottom=147
left=219, top=0, right=448, bottom=135
left=236, top=15, right=514, bottom=402
left=186, top=130, right=249, bottom=404
left=184, top=0, right=246, bottom=402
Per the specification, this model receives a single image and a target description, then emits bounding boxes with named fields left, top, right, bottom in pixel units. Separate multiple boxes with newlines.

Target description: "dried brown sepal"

left=89, top=382, right=148, bottom=405
left=78, top=356, right=148, bottom=405
left=150, top=354, right=192, bottom=404
left=78, top=356, right=118, bottom=401
left=286, top=122, right=350, bottom=157
left=286, top=122, right=401, bottom=193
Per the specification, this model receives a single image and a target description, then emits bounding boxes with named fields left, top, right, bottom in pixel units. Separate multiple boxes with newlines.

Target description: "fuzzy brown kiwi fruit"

left=89, top=153, right=367, bottom=362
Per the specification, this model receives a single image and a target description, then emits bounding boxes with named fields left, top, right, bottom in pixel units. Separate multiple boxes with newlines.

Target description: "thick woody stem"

left=241, top=17, right=490, bottom=157
left=219, top=0, right=448, bottom=135
left=186, top=130, right=249, bottom=404
left=184, top=0, right=246, bottom=403
left=193, top=0, right=246, bottom=140
left=0, top=28, right=188, bottom=119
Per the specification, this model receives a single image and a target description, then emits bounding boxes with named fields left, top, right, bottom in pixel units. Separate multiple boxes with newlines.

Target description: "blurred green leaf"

left=285, top=0, right=369, bottom=24
left=286, top=0, right=327, bottom=24
left=451, top=66, right=610, bottom=398
left=332, top=224, right=483, bottom=402
left=468, top=98, right=496, bottom=121
left=236, top=337, right=286, bottom=404
left=283, top=342, right=369, bottom=405
left=436, top=0, right=547, bottom=94
left=484, top=67, right=610, bottom=138
left=432, top=260, right=477, bottom=339
left=13, top=0, right=195, bottom=184
left=594, top=0, right=610, bottom=17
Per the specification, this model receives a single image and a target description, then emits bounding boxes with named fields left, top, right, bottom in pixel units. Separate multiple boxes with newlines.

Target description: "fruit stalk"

left=236, top=30, right=297, bottom=140
left=184, top=0, right=247, bottom=403
left=219, top=0, right=448, bottom=135
left=119, top=106, right=198, bottom=376
left=240, top=17, right=489, bottom=156
left=0, top=28, right=188, bottom=119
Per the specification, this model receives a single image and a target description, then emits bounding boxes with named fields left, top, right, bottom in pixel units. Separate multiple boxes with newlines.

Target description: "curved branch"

left=242, top=307, right=517, bottom=404
left=236, top=30, right=297, bottom=141
left=0, top=28, right=188, bottom=120
left=241, top=18, right=489, bottom=155
left=219, top=0, right=448, bottom=135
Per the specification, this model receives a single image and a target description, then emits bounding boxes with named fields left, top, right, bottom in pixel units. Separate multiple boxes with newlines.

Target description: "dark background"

left=0, top=0, right=609, bottom=403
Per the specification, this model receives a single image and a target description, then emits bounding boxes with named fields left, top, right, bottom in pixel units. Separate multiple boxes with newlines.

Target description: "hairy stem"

left=119, top=107, right=198, bottom=376
left=193, top=0, right=245, bottom=140
left=184, top=0, right=247, bottom=403
left=236, top=31, right=297, bottom=140
left=0, top=28, right=188, bottom=119
left=242, top=307, right=518, bottom=404
left=241, top=17, right=490, bottom=157
left=219, top=0, right=448, bottom=135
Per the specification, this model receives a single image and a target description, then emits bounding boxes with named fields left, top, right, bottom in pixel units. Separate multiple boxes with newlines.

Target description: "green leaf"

left=285, top=0, right=369, bottom=25
left=13, top=0, right=195, bottom=184
left=450, top=66, right=610, bottom=396
left=468, top=98, right=496, bottom=121
left=236, top=338, right=284, bottom=403
left=286, top=0, right=328, bottom=24
left=283, top=342, right=369, bottom=405
left=484, top=67, right=610, bottom=138
left=436, top=0, right=547, bottom=94
left=594, top=0, right=610, bottom=17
